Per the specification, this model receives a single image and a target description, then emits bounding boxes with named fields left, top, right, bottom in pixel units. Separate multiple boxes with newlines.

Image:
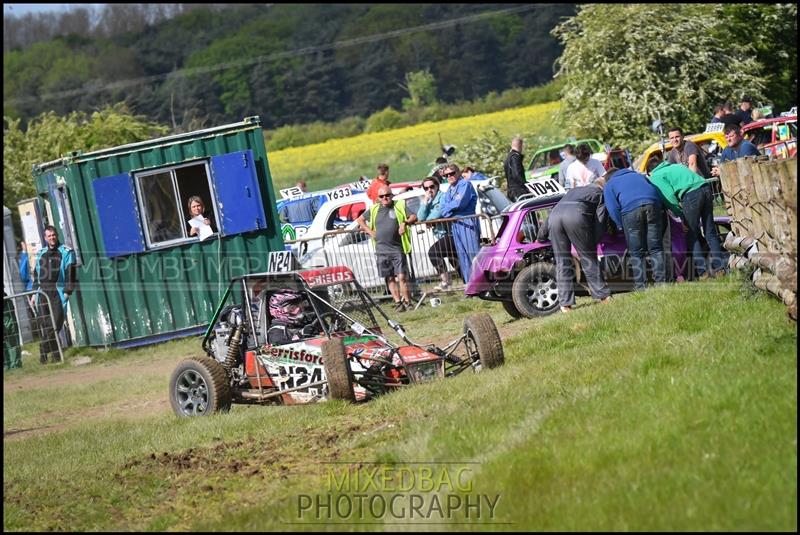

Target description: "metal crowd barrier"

left=706, top=176, right=726, bottom=206
left=3, top=290, right=64, bottom=366
left=301, top=213, right=498, bottom=301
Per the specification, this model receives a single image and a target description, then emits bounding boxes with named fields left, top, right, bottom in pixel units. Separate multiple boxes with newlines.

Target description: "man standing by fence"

left=710, top=124, right=761, bottom=177
left=31, top=225, right=76, bottom=364
left=357, top=185, right=417, bottom=311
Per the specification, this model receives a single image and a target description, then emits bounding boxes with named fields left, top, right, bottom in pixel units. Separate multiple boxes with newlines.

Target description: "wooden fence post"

left=719, top=156, right=797, bottom=320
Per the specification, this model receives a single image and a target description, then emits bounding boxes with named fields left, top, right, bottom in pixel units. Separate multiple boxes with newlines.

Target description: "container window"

left=135, top=161, right=219, bottom=248
left=95, top=150, right=266, bottom=257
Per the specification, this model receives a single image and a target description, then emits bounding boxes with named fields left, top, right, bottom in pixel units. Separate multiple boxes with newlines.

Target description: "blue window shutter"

left=93, top=173, right=145, bottom=257
left=210, top=150, right=267, bottom=236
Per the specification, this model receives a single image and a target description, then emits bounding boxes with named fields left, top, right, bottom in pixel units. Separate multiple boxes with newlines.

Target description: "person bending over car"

left=266, top=289, right=320, bottom=345
left=648, top=161, right=724, bottom=280
left=603, top=168, right=666, bottom=290
left=536, top=178, right=612, bottom=313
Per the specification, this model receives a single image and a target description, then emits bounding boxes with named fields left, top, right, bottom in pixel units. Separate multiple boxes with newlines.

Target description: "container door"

left=93, top=173, right=146, bottom=257
left=210, top=150, right=267, bottom=236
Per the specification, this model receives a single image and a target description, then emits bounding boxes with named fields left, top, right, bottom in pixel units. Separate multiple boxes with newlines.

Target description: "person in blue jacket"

left=603, top=168, right=666, bottom=289
left=710, top=123, right=760, bottom=177
left=18, top=241, right=33, bottom=291
left=32, top=225, right=77, bottom=364
left=417, top=176, right=458, bottom=291
left=439, top=164, right=480, bottom=284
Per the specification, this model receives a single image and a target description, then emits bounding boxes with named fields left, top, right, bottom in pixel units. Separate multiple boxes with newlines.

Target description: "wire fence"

left=286, top=213, right=499, bottom=304
left=3, top=290, right=64, bottom=367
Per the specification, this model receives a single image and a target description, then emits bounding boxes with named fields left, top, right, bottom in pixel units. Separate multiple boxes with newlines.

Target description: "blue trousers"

left=681, top=185, right=724, bottom=278
left=452, top=219, right=481, bottom=284
left=621, top=203, right=666, bottom=290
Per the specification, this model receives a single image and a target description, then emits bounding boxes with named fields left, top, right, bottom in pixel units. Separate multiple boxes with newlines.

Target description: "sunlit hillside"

left=266, top=101, right=562, bottom=190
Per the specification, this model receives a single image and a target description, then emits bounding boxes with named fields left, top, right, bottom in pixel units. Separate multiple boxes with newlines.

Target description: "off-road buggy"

left=169, top=261, right=504, bottom=416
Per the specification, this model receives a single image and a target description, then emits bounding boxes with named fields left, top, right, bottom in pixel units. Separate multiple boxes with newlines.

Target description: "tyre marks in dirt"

left=4, top=358, right=182, bottom=442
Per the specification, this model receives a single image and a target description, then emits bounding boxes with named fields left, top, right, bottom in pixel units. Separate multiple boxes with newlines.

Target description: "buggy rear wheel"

left=322, top=338, right=356, bottom=402
left=463, top=313, right=504, bottom=369
left=512, top=262, right=559, bottom=318
left=169, top=356, right=232, bottom=417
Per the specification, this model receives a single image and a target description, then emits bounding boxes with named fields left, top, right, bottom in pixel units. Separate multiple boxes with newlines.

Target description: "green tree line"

left=553, top=4, right=797, bottom=151
left=4, top=4, right=575, bottom=131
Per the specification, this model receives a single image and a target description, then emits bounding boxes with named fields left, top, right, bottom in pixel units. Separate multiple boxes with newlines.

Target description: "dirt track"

left=3, top=357, right=184, bottom=442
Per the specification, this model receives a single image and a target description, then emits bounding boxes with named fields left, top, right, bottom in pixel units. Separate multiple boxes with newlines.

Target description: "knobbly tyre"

left=169, top=261, right=504, bottom=416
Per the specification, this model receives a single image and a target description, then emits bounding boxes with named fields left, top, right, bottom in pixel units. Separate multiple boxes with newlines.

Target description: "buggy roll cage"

left=200, top=269, right=434, bottom=356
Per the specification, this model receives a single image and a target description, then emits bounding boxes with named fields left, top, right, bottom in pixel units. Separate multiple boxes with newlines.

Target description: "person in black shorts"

left=356, top=184, right=417, bottom=311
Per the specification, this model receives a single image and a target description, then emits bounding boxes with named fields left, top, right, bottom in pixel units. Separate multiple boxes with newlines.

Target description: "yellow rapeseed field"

left=266, top=101, right=560, bottom=189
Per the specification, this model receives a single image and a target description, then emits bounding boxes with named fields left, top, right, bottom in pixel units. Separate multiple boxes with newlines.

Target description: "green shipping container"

left=31, top=117, right=284, bottom=348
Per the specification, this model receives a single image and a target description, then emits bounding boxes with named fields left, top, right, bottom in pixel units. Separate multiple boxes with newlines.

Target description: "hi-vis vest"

left=367, top=200, right=412, bottom=254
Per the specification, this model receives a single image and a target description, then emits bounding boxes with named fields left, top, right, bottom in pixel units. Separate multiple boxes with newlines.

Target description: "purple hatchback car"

left=465, top=194, right=731, bottom=318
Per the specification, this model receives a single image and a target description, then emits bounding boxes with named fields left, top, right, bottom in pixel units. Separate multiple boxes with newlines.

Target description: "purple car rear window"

left=518, top=208, right=552, bottom=244
left=494, top=215, right=510, bottom=241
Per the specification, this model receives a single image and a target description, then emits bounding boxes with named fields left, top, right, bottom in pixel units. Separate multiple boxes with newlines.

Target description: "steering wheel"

left=315, top=311, right=346, bottom=333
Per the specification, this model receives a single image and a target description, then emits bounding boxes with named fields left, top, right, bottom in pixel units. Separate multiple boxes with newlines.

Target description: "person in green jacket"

left=4, top=292, right=23, bottom=370
left=647, top=161, right=724, bottom=280
left=356, top=184, right=417, bottom=311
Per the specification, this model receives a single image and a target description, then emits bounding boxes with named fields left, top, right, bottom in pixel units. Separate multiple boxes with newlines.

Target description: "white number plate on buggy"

left=268, top=250, right=297, bottom=272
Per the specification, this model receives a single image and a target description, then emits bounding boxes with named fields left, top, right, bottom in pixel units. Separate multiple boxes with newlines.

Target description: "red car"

left=742, top=115, right=797, bottom=159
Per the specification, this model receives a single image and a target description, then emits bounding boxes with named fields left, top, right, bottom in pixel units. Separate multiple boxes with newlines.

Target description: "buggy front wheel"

left=463, top=313, right=504, bottom=369
left=322, top=338, right=356, bottom=402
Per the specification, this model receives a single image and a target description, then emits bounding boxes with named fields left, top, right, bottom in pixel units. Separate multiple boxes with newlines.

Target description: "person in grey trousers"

left=536, top=178, right=612, bottom=312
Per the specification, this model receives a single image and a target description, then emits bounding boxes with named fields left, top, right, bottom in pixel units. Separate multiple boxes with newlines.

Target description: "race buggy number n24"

left=169, top=264, right=504, bottom=416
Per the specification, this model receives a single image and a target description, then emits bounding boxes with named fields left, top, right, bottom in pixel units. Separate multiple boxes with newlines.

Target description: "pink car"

left=465, top=194, right=731, bottom=318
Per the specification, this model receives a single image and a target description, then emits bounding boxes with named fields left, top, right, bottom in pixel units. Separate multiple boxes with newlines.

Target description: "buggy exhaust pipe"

left=239, top=380, right=329, bottom=400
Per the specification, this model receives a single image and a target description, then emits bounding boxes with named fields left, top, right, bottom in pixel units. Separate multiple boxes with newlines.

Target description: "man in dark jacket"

left=537, top=179, right=612, bottom=312
left=32, top=225, right=76, bottom=364
left=603, top=168, right=666, bottom=289
left=503, top=136, right=527, bottom=202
